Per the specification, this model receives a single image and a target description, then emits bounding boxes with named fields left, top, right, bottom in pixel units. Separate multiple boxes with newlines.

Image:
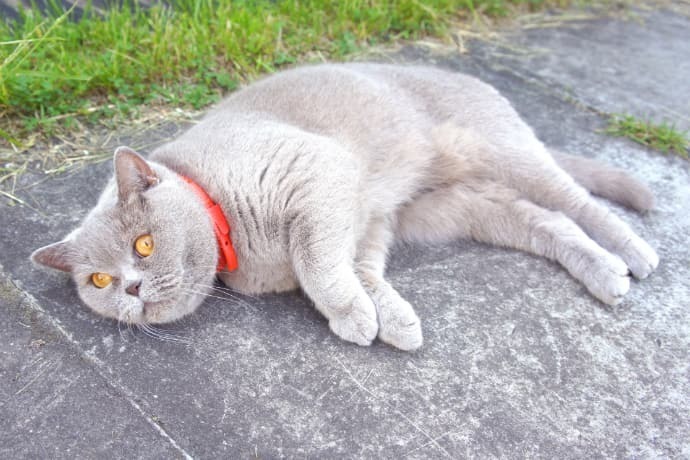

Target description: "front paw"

left=328, top=297, right=378, bottom=346
left=379, top=312, right=423, bottom=351
left=373, top=288, right=423, bottom=351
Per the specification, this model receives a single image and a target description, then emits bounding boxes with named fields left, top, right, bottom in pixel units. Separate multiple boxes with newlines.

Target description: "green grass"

left=0, top=0, right=555, bottom=147
left=605, top=114, right=689, bottom=159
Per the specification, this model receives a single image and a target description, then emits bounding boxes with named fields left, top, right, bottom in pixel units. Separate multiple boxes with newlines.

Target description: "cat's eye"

left=134, top=234, right=154, bottom=257
left=91, top=272, right=113, bottom=288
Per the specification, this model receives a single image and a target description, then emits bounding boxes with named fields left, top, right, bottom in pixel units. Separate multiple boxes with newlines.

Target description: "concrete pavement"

left=1, top=6, right=689, bottom=458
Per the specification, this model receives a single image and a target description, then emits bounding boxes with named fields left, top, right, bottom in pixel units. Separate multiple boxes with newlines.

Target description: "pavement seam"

left=1, top=268, right=195, bottom=459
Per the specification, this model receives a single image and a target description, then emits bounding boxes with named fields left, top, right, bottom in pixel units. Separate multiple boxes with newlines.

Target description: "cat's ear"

left=31, top=239, right=75, bottom=272
left=114, top=146, right=159, bottom=202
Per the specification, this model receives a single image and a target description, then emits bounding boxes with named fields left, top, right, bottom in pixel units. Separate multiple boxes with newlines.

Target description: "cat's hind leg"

left=397, top=183, right=631, bottom=305
left=429, top=122, right=658, bottom=280
left=356, top=215, right=423, bottom=351
left=508, top=157, right=659, bottom=280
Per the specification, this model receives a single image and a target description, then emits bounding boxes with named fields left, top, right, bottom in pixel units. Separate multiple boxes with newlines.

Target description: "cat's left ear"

left=31, top=238, right=75, bottom=272
left=114, top=146, right=159, bottom=202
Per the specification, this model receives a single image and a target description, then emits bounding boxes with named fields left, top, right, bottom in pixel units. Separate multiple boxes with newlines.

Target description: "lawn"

left=0, top=0, right=556, bottom=148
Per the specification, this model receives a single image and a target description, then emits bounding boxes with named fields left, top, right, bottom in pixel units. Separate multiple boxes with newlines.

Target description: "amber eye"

left=91, top=272, right=113, bottom=289
left=134, top=234, right=154, bottom=257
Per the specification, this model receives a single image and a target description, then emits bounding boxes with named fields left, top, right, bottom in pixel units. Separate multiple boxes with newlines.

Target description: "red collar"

left=180, top=175, right=238, bottom=272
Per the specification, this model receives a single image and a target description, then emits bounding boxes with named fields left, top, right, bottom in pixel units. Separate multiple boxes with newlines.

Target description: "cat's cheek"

left=77, top=286, right=146, bottom=324
left=74, top=286, right=112, bottom=320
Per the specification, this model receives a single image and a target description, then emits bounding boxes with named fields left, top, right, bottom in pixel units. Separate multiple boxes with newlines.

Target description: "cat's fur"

left=31, top=63, right=659, bottom=350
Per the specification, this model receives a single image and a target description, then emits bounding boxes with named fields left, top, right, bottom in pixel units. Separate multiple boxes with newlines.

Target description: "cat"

left=31, top=63, right=659, bottom=351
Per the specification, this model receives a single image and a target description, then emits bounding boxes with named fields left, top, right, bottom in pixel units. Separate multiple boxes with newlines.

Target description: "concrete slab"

left=468, top=8, right=690, bottom=130
left=1, top=6, right=689, bottom=458
left=0, top=273, right=186, bottom=458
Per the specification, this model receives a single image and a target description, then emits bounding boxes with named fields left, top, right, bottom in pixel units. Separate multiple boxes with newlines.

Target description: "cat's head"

left=31, top=147, right=218, bottom=324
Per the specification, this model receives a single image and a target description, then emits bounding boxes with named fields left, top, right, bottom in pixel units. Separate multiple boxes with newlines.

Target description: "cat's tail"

left=551, top=150, right=655, bottom=213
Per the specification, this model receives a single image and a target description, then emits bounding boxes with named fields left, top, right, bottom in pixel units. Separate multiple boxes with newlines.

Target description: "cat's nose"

left=125, top=280, right=141, bottom=297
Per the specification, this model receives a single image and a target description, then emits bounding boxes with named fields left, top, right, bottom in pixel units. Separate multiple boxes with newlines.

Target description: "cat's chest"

left=222, top=205, right=296, bottom=294
left=218, top=251, right=298, bottom=295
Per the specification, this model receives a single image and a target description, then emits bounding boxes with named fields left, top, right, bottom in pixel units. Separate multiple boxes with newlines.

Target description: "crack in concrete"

left=0, top=267, right=195, bottom=460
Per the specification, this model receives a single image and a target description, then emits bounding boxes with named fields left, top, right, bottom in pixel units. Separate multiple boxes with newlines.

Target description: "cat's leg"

left=429, top=121, right=657, bottom=279
left=508, top=160, right=659, bottom=280
left=355, top=215, right=423, bottom=351
left=397, top=184, right=631, bottom=305
left=288, top=212, right=379, bottom=347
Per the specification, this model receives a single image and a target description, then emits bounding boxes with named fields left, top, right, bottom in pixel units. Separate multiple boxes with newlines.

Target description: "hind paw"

left=617, top=235, right=659, bottom=279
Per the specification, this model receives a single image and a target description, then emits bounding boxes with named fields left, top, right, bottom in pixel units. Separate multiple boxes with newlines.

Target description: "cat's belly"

left=217, top=260, right=299, bottom=295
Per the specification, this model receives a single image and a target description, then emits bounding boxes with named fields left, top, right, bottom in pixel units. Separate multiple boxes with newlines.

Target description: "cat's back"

left=215, top=64, right=425, bottom=142
left=214, top=63, right=506, bottom=139
left=219, top=63, right=401, bottom=116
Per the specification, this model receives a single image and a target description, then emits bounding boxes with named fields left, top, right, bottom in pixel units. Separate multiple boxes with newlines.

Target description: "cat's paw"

left=373, top=288, right=423, bottom=351
left=616, top=235, right=659, bottom=279
left=379, top=307, right=423, bottom=351
left=581, top=252, right=631, bottom=306
left=328, top=296, right=378, bottom=346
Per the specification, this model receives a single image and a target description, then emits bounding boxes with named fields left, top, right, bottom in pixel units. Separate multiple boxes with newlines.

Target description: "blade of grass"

left=605, top=114, right=689, bottom=159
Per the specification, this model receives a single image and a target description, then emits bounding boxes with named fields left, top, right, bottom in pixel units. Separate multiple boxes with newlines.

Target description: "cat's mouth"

left=143, top=300, right=164, bottom=311
left=141, top=299, right=170, bottom=323
left=115, top=300, right=169, bottom=325
left=115, top=280, right=203, bottom=325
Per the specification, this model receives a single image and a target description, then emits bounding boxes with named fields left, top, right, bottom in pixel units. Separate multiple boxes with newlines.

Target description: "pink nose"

left=125, top=280, right=141, bottom=297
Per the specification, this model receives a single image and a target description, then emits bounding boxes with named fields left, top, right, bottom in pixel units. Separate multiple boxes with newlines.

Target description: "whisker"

left=145, top=324, right=189, bottom=340
left=182, top=283, right=249, bottom=299
left=117, top=319, right=126, bottom=342
left=138, top=324, right=170, bottom=343
left=136, top=324, right=154, bottom=339
left=181, top=281, right=261, bottom=301
left=182, top=284, right=256, bottom=303
left=137, top=323, right=192, bottom=345
left=184, top=284, right=259, bottom=311
left=180, top=287, right=252, bottom=306
left=181, top=290, right=255, bottom=314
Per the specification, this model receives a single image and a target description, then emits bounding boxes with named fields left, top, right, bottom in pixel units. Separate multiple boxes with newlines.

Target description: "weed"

left=605, top=114, right=689, bottom=159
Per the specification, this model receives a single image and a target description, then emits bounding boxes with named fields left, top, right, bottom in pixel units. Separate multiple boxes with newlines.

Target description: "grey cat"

left=31, top=63, right=659, bottom=351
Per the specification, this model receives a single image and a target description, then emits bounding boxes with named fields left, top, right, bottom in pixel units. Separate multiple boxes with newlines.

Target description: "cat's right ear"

left=31, top=239, right=75, bottom=272
left=114, top=146, right=159, bottom=202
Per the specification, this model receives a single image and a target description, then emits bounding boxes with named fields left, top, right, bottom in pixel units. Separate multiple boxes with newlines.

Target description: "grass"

left=0, top=0, right=560, bottom=150
left=605, top=114, right=689, bottom=159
